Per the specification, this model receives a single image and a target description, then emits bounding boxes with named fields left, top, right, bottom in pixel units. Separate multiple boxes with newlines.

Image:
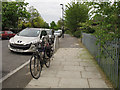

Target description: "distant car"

left=54, top=31, right=61, bottom=37
left=0, top=31, right=15, bottom=39
left=58, top=30, right=62, bottom=36
left=8, top=28, right=48, bottom=52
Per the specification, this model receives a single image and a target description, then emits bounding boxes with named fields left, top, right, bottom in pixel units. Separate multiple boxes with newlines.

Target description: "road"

left=2, top=40, right=31, bottom=77
left=2, top=34, right=81, bottom=88
left=2, top=40, right=32, bottom=88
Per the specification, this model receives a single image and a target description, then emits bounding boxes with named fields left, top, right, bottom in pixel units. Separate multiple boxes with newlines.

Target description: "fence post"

left=81, top=31, right=83, bottom=43
left=118, top=39, right=120, bottom=90
left=98, top=42, right=101, bottom=65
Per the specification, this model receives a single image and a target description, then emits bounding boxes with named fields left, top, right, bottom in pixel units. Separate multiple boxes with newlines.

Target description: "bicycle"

left=30, top=40, right=53, bottom=79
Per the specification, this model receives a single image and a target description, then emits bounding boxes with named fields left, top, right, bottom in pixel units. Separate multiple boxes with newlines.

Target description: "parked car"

left=45, top=29, right=55, bottom=44
left=8, top=28, right=48, bottom=52
left=58, top=30, right=62, bottom=37
left=54, top=31, right=61, bottom=37
left=0, top=31, right=15, bottom=39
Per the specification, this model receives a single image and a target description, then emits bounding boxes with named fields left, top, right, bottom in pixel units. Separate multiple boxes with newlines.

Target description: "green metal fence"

left=82, top=33, right=120, bottom=88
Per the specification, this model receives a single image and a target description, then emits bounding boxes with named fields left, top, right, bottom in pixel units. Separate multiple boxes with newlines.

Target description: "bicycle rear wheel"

left=30, top=54, right=42, bottom=79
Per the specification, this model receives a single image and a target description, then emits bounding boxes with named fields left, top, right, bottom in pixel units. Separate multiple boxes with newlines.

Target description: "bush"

left=73, top=30, right=81, bottom=38
left=65, top=30, right=72, bottom=35
left=82, top=27, right=95, bottom=33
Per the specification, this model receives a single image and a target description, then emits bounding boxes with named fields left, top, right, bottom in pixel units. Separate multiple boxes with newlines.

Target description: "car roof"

left=1, top=31, right=12, bottom=32
left=25, top=28, right=41, bottom=30
left=25, top=28, right=51, bottom=31
left=58, top=30, right=62, bottom=31
left=44, top=29, right=52, bottom=31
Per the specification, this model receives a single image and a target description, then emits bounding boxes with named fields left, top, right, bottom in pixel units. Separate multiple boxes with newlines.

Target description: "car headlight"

left=30, top=44, right=36, bottom=50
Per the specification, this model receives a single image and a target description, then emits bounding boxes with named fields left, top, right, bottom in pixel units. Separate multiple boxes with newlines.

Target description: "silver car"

left=54, top=31, right=61, bottom=37
left=8, top=28, right=48, bottom=52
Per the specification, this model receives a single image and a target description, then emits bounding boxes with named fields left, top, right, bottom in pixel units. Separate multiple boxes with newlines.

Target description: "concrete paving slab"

left=26, top=84, right=50, bottom=88
left=53, top=58, right=66, bottom=61
left=27, top=77, right=60, bottom=88
left=51, top=61, right=61, bottom=66
left=56, top=71, right=81, bottom=78
left=61, top=61, right=79, bottom=66
left=85, top=66, right=99, bottom=72
left=88, top=79, right=108, bottom=88
left=41, top=69, right=57, bottom=77
left=58, top=78, right=89, bottom=88
left=77, top=59, right=93, bottom=62
left=63, top=66, right=85, bottom=71
left=78, top=52, right=94, bottom=59
left=80, top=61, right=96, bottom=67
left=82, top=71, right=102, bottom=79
left=26, top=47, right=109, bottom=88
left=48, top=65, right=64, bottom=71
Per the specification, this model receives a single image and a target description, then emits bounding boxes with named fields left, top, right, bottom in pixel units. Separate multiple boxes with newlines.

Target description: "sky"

left=25, top=0, right=72, bottom=24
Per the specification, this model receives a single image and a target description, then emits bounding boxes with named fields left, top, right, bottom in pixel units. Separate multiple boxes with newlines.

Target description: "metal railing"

left=82, top=32, right=120, bottom=88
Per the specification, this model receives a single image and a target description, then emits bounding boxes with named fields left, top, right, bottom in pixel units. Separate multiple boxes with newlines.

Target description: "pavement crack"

left=87, top=78, right=90, bottom=88
left=80, top=71, right=82, bottom=78
left=57, top=77, right=61, bottom=87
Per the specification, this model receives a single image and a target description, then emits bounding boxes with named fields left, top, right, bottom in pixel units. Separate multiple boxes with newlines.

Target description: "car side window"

left=40, top=30, right=47, bottom=38
left=7, top=31, right=13, bottom=34
left=7, top=31, right=10, bottom=34
left=10, top=31, right=13, bottom=34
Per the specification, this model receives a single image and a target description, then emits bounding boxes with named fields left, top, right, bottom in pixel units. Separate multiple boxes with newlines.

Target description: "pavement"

left=25, top=34, right=110, bottom=88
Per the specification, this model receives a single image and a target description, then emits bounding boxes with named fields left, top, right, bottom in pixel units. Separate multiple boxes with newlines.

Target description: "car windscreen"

left=17, top=30, right=40, bottom=37
left=46, top=30, right=52, bottom=35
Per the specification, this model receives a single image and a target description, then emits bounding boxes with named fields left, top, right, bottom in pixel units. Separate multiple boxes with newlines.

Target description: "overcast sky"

left=25, top=0, right=73, bottom=24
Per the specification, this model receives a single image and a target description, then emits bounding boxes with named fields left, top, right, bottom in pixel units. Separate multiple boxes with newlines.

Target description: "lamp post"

left=60, top=4, right=64, bottom=38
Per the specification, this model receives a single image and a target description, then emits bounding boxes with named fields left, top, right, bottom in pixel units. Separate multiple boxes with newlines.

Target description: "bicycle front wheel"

left=30, top=54, right=42, bottom=79
left=44, top=53, right=50, bottom=68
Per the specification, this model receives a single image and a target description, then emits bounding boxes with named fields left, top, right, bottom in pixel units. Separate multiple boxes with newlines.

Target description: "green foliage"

left=65, top=1, right=89, bottom=33
left=28, top=6, right=49, bottom=28
left=24, top=22, right=32, bottom=28
left=18, top=22, right=23, bottom=28
left=57, top=18, right=63, bottom=29
left=79, top=21, right=95, bottom=34
left=2, top=1, right=30, bottom=29
left=85, top=1, right=120, bottom=45
left=73, top=30, right=81, bottom=38
left=50, top=21, right=57, bottom=29
left=2, top=2, right=49, bottom=30
left=33, top=16, right=45, bottom=28
left=44, top=22, right=49, bottom=28
left=28, top=6, right=40, bottom=18
left=28, top=6, right=40, bottom=27
left=65, top=30, right=72, bottom=35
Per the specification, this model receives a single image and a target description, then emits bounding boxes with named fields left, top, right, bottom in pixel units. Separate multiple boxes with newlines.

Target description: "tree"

left=50, top=21, right=57, bottom=29
left=33, top=16, right=45, bottom=28
left=28, top=6, right=40, bottom=27
left=87, top=1, right=120, bottom=40
left=44, top=22, right=49, bottom=28
left=2, top=1, right=30, bottom=30
left=65, top=1, right=89, bottom=33
left=57, top=18, right=63, bottom=29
